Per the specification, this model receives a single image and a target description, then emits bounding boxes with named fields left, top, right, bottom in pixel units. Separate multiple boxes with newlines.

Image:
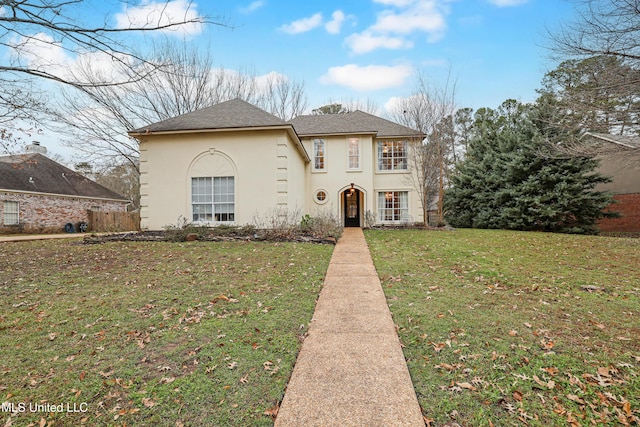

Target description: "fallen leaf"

left=142, top=398, right=155, bottom=407
left=456, top=382, right=476, bottom=391
left=435, top=363, right=456, bottom=371
left=513, top=390, right=523, bottom=402
left=567, top=394, right=586, bottom=404
left=533, top=375, right=555, bottom=389
left=264, top=405, right=279, bottom=419
left=589, top=320, right=606, bottom=329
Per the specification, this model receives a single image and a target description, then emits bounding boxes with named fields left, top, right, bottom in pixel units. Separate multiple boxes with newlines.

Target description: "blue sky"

left=3, top=0, right=577, bottom=159
left=202, top=0, right=575, bottom=111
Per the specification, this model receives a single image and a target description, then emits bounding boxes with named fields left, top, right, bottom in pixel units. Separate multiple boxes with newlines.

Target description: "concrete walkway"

left=275, top=228, right=424, bottom=426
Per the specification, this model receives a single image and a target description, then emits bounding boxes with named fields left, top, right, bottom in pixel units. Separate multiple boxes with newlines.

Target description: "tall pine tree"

left=444, top=100, right=616, bottom=234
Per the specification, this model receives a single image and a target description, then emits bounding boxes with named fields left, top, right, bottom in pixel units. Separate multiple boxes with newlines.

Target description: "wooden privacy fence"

left=88, top=210, right=140, bottom=232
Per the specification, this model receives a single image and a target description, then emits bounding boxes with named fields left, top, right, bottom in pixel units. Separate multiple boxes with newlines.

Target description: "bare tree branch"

left=1, top=0, right=225, bottom=149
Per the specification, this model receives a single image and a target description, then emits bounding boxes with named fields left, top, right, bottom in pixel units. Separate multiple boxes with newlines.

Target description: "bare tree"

left=388, top=72, right=457, bottom=225
left=311, top=98, right=380, bottom=116
left=0, top=0, right=218, bottom=150
left=549, top=0, right=640, bottom=65
left=257, top=73, right=308, bottom=121
left=53, top=40, right=307, bottom=169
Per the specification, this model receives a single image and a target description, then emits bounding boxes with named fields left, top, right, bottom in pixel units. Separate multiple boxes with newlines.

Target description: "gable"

left=0, top=153, right=128, bottom=201
left=131, top=98, right=289, bottom=133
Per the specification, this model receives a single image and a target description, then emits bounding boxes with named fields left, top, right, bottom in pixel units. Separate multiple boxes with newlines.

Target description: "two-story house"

left=129, top=99, right=424, bottom=230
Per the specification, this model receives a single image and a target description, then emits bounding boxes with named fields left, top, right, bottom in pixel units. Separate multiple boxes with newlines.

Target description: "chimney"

left=25, top=141, right=48, bottom=156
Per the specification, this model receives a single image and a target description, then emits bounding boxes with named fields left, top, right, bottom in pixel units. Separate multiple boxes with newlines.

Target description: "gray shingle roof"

left=290, top=110, right=423, bottom=138
left=131, top=98, right=289, bottom=133
left=0, top=153, right=128, bottom=201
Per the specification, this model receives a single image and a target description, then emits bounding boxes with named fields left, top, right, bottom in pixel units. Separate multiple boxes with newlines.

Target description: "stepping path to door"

left=275, top=228, right=425, bottom=426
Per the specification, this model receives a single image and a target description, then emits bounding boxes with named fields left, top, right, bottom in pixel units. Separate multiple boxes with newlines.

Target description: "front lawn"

left=0, top=239, right=332, bottom=426
left=367, top=229, right=640, bottom=426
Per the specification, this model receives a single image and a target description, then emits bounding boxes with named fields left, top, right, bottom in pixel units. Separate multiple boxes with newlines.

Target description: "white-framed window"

left=314, top=189, right=328, bottom=205
left=378, top=191, right=409, bottom=222
left=347, top=137, right=360, bottom=170
left=191, top=177, right=235, bottom=222
left=313, top=139, right=326, bottom=171
left=378, top=140, right=408, bottom=171
left=3, top=201, right=19, bottom=225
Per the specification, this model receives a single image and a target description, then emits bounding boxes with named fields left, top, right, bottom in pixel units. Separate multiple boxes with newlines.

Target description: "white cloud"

left=279, top=13, right=323, bottom=34
left=373, top=0, right=417, bottom=6
left=487, top=0, right=529, bottom=6
left=325, top=10, right=346, bottom=35
left=239, top=1, right=265, bottom=14
left=345, top=31, right=413, bottom=54
left=372, top=3, right=447, bottom=37
left=9, top=33, right=68, bottom=74
left=9, top=32, right=136, bottom=85
left=346, top=0, right=450, bottom=54
left=320, top=63, right=414, bottom=91
left=115, top=0, right=204, bottom=36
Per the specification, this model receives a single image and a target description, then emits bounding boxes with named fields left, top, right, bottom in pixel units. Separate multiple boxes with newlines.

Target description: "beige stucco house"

left=129, top=99, right=424, bottom=230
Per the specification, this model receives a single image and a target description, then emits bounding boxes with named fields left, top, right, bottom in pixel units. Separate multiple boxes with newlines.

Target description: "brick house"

left=0, top=151, right=130, bottom=234
left=585, top=133, right=640, bottom=233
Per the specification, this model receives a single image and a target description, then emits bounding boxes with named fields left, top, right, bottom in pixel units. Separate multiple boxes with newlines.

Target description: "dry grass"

left=367, top=228, right=640, bottom=426
left=0, top=238, right=332, bottom=426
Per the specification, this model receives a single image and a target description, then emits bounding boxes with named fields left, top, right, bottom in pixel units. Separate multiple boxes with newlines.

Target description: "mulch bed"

left=82, top=230, right=338, bottom=245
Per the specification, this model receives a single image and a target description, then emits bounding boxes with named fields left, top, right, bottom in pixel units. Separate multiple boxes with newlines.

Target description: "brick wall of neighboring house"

left=598, top=193, right=640, bottom=233
left=1, top=191, right=127, bottom=234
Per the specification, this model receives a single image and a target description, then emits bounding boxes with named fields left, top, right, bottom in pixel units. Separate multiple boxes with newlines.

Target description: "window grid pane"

left=3, top=201, right=19, bottom=225
left=378, top=141, right=408, bottom=171
left=348, top=138, right=359, bottom=169
left=314, top=139, right=325, bottom=170
left=191, top=176, right=234, bottom=222
left=377, top=191, right=409, bottom=222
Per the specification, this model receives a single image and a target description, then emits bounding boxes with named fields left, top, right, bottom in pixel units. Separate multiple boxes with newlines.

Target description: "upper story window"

left=313, top=139, right=326, bottom=171
left=378, top=140, right=408, bottom=171
left=348, top=138, right=360, bottom=170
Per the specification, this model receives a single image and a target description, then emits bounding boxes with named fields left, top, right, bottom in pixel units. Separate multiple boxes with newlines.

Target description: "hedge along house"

left=129, top=99, right=425, bottom=230
left=0, top=147, right=130, bottom=234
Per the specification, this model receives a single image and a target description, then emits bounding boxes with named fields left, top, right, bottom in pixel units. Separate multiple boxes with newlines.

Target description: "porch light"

left=349, top=183, right=355, bottom=194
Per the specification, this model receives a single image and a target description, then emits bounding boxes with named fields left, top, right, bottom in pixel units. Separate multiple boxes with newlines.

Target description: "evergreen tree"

left=445, top=100, right=616, bottom=234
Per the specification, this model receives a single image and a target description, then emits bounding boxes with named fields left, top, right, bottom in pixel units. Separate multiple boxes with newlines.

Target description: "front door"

left=344, top=189, right=360, bottom=227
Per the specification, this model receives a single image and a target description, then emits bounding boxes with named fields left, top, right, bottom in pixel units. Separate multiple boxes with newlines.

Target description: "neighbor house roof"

left=582, top=132, right=640, bottom=148
left=0, top=153, right=129, bottom=201
left=130, top=98, right=289, bottom=133
left=290, top=110, right=424, bottom=139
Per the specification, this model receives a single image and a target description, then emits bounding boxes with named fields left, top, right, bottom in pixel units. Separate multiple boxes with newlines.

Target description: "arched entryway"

left=342, top=185, right=362, bottom=227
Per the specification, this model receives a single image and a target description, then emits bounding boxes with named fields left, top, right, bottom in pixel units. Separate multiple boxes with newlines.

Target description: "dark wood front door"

left=344, top=189, right=360, bottom=227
